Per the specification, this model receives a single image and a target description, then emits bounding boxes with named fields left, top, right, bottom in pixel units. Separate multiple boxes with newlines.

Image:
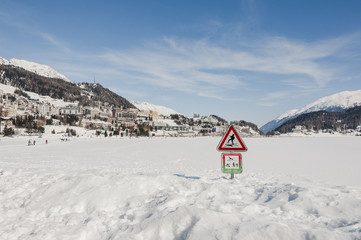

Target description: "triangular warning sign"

left=217, top=125, right=248, bottom=152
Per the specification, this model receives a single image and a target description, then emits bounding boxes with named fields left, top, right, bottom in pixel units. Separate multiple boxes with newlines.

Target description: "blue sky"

left=1, top=0, right=361, bottom=126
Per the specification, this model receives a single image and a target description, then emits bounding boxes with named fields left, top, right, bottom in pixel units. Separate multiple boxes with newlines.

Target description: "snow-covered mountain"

left=261, top=89, right=361, bottom=134
left=0, top=57, right=9, bottom=65
left=131, top=101, right=179, bottom=116
left=0, top=64, right=134, bottom=109
left=0, top=56, right=70, bottom=82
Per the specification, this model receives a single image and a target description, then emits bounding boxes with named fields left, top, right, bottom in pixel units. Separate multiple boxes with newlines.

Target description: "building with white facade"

left=59, top=105, right=82, bottom=116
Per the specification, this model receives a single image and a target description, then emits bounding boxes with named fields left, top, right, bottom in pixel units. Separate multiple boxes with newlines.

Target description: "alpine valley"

left=2, top=56, right=361, bottom=137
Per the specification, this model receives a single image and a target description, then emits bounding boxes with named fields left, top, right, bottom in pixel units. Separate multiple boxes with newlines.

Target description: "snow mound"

left=2, top=169, right=360, bottom=240
left=132, top=101, right=179, bottom=116
left=0, top=56, right=70, bottom=82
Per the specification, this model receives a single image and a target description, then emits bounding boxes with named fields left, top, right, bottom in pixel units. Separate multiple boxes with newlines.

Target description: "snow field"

left=1, top=136, right=361, bottom=239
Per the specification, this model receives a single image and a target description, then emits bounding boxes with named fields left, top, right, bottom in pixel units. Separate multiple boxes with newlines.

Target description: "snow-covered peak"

left=0, top=56, right=70, bottom=82
left=298, top=90, right=361, bottom=114
left=0, top=57, right=10, bottom=65
left=261, top=89, right=361, bottom=134
left=276, top=109, right=299, bottom=121
left=282, top=90, right=361, bottom=120
left=131, top=101, right=179, bottom=116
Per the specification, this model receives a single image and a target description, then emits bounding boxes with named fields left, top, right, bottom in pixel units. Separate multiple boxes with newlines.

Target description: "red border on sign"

left=222, top=153, right=242, bottom=164
left=222, top=153, right=242, bottom=173
left=217, top=125, right=247, bottom=151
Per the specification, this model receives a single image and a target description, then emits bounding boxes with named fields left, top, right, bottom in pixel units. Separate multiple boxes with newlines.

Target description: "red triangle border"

left=217, top=125, right=248, bottom=151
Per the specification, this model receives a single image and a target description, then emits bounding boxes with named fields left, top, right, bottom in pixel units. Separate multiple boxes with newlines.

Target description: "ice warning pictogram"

left=217, top=125, right=248, bottom=152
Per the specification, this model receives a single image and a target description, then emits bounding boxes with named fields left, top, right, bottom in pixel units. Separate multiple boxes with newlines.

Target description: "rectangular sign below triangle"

left=222, top=153, right=242, bottom=173
left=217, top=125, right=248, bottom=152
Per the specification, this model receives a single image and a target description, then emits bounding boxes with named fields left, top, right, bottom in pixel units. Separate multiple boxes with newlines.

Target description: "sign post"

left=217, top=125, right=247, bottom=179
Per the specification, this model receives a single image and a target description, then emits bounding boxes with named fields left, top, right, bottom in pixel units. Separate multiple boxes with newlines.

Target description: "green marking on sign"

left=222, top=153, right=242, bottom=174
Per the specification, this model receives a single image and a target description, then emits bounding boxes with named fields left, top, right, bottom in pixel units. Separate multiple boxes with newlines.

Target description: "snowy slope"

left=0, top=83, right=77, bottom=107
left=298, top=89, right=361, bottom=113
left=0, top=82, right=16, bottom=94
left=131, top=101, right=179, bottom=116
left=0, top=136, right=361, bottom=239
left=0, top=56, right=70, bottom=82
left=260, top=109, right=300, bottom=134
left=261, top=89, right=361, bottom=133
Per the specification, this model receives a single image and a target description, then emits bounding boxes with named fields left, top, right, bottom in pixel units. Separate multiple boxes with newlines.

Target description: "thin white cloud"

left=260, top=91, right=292, bottom=102
left=110, top=88, right=146, bottom=98
left=257, top=101, right=278, bottom=107
left=339, top=74, right=361, bottom=83
left=3, top=7, right=359, bottom=103
left=258, top=88, right=323, bottom=107
left=39, top=32, right=72, bottom=53
left=0, top=9, right=72, bottom=54
left=100, top=42, right=249, bottom=99
left=99, top=34, right=358, bottom=100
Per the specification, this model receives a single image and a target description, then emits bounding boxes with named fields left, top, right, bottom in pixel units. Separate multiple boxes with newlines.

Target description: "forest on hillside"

left=0, top=65, right=134, bottom=108
left=270, top=106, right=361, bottom=134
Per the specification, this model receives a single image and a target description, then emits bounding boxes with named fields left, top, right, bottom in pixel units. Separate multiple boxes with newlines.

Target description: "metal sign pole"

left=230, top=150, right=234, bottom=180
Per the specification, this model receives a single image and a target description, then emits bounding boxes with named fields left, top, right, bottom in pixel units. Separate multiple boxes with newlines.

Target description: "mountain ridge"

left=261, top=89, right=361, bottom=134
left=0, top=56, right=70, bottom=82
left=0, top=64, right=134, bottom=109
left=273, top=106, right=361, bottom=134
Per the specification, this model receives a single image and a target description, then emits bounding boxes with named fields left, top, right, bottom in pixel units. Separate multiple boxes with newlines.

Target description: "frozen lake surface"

left=1, top=136, right=361, bottom=239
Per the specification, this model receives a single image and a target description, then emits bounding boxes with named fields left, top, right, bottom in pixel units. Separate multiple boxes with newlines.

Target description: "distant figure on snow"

left=33, top=140, right=36, bottom=145
left=46, top=140, right=48, bottom=144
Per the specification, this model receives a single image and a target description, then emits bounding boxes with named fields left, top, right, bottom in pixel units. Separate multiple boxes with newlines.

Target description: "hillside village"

left=0, top=86, right=260, bottom=138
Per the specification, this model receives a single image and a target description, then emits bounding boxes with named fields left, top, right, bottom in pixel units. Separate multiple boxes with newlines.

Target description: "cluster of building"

left=0, top=89, right=236, bottom=137
left=273, top=125, right=361, bottom=136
